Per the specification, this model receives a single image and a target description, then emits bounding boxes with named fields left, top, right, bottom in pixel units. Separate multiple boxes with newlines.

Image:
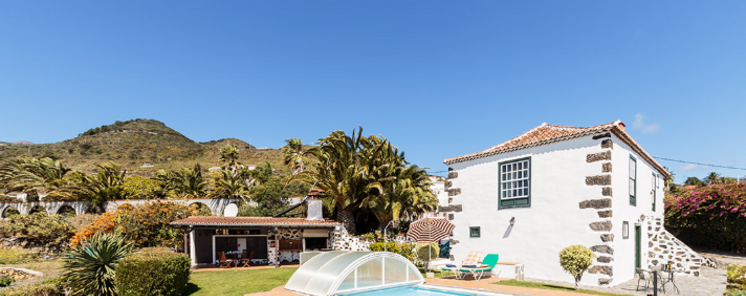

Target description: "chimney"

left=306, top=189, right=325, bottom=221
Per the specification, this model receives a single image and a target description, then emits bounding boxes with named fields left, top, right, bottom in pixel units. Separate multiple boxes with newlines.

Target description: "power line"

left=654, top=157, right=746, bottom=171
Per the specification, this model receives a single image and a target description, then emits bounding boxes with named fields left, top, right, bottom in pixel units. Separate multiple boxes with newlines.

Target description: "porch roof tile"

left=170, top=216, right=341, bottom=227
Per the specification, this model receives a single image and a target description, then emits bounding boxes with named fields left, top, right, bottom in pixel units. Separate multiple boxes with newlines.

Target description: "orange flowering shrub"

left=70, top=212, right=117, bottom=247
left=70, top=202, right=208, bottom=249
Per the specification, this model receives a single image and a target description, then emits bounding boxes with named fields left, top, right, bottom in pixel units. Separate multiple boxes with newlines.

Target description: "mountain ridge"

left=0, top=119, right=282, bottom=173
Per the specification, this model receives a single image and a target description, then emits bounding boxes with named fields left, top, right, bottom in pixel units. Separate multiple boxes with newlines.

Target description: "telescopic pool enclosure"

left=285, top=251, right=425, bottom=296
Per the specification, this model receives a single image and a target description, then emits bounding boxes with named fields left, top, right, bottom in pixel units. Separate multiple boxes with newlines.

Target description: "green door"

left=635, top=225, right=641, bottom=271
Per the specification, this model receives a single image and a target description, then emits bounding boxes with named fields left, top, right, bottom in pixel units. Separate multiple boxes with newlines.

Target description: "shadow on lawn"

left=182, top=283, right=201, bottom=295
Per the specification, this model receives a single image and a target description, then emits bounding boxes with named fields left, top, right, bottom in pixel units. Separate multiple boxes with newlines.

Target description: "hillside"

left=0, top=119, right=284, bottom=173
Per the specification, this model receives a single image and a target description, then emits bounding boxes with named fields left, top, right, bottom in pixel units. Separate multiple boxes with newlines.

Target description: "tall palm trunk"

left=337, top=205, right=356, bottom=235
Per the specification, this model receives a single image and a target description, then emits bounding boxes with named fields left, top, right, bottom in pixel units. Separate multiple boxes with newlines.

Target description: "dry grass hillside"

left=0, top=119, right=285, bottom=174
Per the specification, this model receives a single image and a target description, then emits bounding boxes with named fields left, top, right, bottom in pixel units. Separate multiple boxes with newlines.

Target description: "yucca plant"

left=63, top=232, right=134, bottom=296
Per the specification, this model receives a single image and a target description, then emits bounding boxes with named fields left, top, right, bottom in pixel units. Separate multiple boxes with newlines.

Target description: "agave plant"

left=63, top=232, right=134, bottom=296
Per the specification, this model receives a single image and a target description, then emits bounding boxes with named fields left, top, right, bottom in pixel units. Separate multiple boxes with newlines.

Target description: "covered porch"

left=170, top=216, right=341, bottom=267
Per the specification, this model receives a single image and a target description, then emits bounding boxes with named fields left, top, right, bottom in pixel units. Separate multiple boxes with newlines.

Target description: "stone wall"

left=330, top=226, right=370, bottom=252
left=581, top=138, right=615, bottom=285
left=644, top=216, right=713, bottom=276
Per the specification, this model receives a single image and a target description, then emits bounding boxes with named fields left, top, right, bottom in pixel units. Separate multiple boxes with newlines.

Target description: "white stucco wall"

left=446, top=134, right=667, bottom=287
left=610, top=135, right=666, bottom=284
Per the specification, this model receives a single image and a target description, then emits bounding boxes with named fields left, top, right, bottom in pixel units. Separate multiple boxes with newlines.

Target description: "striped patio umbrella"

left=406, top=216, right=455, bottom=243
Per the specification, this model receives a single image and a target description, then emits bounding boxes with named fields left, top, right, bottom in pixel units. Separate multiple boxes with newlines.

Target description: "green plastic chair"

left=459, top=254, right=499, bottom=281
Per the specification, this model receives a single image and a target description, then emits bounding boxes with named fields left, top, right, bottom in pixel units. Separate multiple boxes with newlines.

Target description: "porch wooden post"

left=183, top=231, right=188, bottom=254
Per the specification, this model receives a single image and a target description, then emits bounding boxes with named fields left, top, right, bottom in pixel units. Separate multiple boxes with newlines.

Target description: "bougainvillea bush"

left=665, top=183, right=746, bottom=253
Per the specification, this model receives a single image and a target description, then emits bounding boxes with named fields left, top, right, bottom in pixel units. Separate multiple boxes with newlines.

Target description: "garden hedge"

left=115, top=248, right=191, bottom=296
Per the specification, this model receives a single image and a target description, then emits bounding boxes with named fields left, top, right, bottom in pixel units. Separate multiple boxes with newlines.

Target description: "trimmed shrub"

left=115, top=247, right=191, bottom=296
left=414, top=242, right=439, bottom=270
left=727, top=291, right=746, bottom=296
left=559, top=245, right=595, bottom=290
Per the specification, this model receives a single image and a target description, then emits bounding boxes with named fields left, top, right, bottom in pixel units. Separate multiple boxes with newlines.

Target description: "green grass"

left=418, top=266, right=444, bottom=278
left=495, top=280, right=634, bottom=296
left=184, top=267, right=297, bottom=296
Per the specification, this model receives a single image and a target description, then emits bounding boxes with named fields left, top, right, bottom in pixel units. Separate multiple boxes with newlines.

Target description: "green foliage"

left=154, top=164, right=208, bottom=198
left=63, top=232, right=134, bottom=296
left=0, top=247, right=37, bottom=264
left=728, top=264, right=746, bottom=291
left=307, top=127, right=437, bottom=234
left=559, top=245, right=595, bottom=290
left=369, top=242, right=416, bottom=262
left=115, top=201, right=205, bottom=248
left=727, top=291, right=746, bottom=296
left=122, top=175, right=162, bottom=199
left=0, top=277, right=15, bottom=287
left=115, top=248, right=191, bottom=296
left=665, top=183, right=746, bottom=252
left=0, top=213, right=74, bottom=251
left=415, top=242, right=439, bottom=264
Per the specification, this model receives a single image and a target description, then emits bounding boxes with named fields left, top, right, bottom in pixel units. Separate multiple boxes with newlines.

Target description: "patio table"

left=660, top=268, right=683, bottom=294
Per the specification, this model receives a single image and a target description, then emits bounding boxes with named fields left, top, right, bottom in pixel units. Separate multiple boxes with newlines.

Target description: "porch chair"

left=239, top=251, right=255, bottom=268
left=459, top=254, right=500, bottom=281
left=441, top=251, right=482, bottom=279
left=636, top=267, right=652, bottom=291
left=217, top=251, right=234, bottom=268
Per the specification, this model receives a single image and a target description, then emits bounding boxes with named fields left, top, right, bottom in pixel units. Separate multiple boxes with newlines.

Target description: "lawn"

left=495, top=280, right=634, bottom=296
left=184, top=267, right=297, bottom=296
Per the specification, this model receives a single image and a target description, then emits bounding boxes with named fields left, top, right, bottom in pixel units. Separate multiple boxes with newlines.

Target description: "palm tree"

left=60, top=162, right=129, bottom=211
left=307, top=127, right=386, bottom=234
left=0, top=157, right=72, bottom=198
left=63, top=232, right=134, bottom=296
left=211, top=169, right=249, bottom=201
left=219, top=145, right=240, bottom=174
left=282, top=138, right=314, bottom=176
left=158, top=164, right=208, bottom=199
left=361, top=138, right=437, bottom=230
left=704, top=172, right=721, bottom=185
left=684, top=177, right=706, bottom=187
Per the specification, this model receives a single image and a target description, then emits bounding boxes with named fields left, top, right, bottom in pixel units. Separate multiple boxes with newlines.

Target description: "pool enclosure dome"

left=285, top=251, right=425, bottom=296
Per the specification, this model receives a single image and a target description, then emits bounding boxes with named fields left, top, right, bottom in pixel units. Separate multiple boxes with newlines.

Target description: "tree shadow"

left=182, top=283, right=201, bottom=295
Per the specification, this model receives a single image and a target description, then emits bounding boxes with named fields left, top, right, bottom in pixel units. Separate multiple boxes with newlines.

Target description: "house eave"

left=443, top=125, right=670, bottom=178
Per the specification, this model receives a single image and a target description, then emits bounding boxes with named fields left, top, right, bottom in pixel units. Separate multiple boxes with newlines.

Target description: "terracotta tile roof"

left=443, top=120, right=670, bottom=177
left=170, top=216, right=341, bottom=227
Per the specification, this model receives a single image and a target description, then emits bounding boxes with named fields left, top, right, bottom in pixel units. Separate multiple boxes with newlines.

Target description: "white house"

left=441, top=121, right=706, bottom=287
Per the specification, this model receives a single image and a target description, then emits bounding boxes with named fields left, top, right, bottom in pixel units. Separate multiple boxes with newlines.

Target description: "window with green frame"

left=498, top=157, right=531, bottom=209
left=629, top=155, right=637, bottom=206
left=650, top=173, right=658, bottom=212
left=469, top=226, right=481, bottom=238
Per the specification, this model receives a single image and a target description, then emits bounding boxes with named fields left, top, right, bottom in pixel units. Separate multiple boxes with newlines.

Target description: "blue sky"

left=1, top=1, right=745, bottom=182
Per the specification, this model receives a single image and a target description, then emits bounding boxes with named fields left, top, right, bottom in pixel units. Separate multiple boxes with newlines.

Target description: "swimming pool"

left=338, top=285, right=509, bottom=296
